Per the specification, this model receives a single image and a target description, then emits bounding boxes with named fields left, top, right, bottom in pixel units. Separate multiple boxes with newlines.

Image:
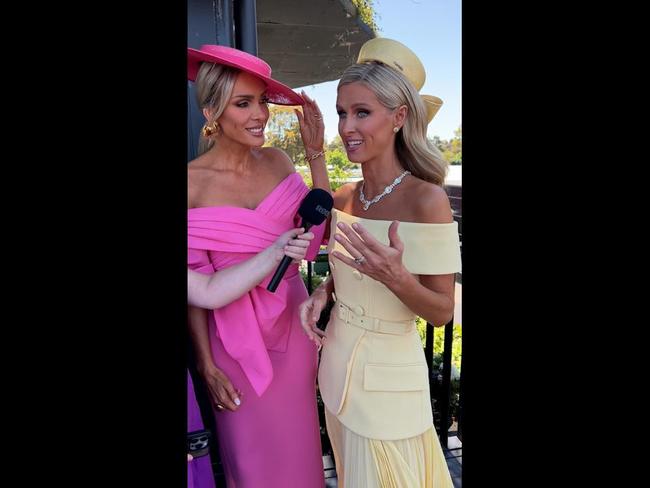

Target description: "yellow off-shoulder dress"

left=319, top=208, right=462, bottom=487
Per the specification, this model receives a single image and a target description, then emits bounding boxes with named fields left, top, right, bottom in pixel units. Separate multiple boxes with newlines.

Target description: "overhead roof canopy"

left=257, top=0, right=375, bottom=88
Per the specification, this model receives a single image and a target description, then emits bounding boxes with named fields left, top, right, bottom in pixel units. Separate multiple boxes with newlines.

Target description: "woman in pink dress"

left=187, top=227, right=314, bottom=488
left=187, top=45, right=329, bottom=487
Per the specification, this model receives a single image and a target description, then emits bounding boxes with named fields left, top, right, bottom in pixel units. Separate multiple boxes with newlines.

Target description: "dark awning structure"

left=257, top=0, right=375, bottom=88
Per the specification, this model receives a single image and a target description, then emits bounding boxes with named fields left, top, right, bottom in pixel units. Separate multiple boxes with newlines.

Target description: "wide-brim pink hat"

left=188, top=44, right=304, bottom=106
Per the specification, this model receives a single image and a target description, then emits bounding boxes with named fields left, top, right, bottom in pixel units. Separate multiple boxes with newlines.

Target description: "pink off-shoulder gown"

left=188, top=173, right=325, bottom=487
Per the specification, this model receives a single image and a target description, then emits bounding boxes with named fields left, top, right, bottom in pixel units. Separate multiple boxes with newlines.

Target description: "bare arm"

left=188, top=306, right=242, bottom=411
left=187, top=174, right=242, bottom=410
left=295, top=91, right=331, bottom=193
left=188, top=228, right=313, bottom=309
left=385, top=270, right=455, bottom=326
left=298, top=274, right=335, bottom=347
left=188, top=306, right=216, bottom=374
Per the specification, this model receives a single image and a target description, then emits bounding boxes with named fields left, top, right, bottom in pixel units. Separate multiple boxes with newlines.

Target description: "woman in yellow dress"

left=299, top=38, right=462, bottom=487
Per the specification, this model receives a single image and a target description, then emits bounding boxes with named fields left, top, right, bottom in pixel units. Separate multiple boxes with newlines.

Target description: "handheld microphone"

left=267, top=188, right=334, bottom=292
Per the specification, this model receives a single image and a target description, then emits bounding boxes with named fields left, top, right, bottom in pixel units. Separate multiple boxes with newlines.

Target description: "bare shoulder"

left=407, top=178, right=453, bottom=224
left=333, top=181, right=358, bottom=210
left=187, top=159, right=212, bottom=208
left=187, top=155, right=215, bottom=181
left=259, top=146, right=295, bottom=177
left=187, top=161, right=207, bottom=181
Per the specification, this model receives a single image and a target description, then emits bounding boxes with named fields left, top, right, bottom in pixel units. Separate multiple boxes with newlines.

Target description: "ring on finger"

left=353, top=255, right=366, bottom=265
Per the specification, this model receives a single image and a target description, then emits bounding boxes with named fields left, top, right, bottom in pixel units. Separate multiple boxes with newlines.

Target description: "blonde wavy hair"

left=338, top=62, right=448, bottom=186
left=194, top=62, right=238, bottom=155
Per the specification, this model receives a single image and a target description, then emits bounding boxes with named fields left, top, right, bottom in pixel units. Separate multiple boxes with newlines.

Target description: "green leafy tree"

left=430, top=126, right=462, bottom=165
left=327, top=150, right=354, bottom=191
left=324, top=136, right=355, bottom=190
left=264, top=106, right=303, bottom=164
left=416, top=317, right=462, bottom=372
left=447, top=126, right=462, bottom=165
left=351, top=0, right=380, bottom=33
left=327, top=136, right=355, bottom=169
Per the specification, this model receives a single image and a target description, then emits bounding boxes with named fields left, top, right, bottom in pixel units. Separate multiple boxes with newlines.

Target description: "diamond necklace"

left=359, top=170, right=411, bottom=210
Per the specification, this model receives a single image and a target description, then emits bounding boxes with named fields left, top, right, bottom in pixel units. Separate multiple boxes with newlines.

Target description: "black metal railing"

left=431, top=315, right=457, bottom=448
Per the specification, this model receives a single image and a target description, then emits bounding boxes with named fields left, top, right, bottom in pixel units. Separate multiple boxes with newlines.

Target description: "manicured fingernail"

left=234, top=398, right=241, bottom=406
left=352, top=223, right=359, bottom=230
left=337, top=222, right=345, bottom=229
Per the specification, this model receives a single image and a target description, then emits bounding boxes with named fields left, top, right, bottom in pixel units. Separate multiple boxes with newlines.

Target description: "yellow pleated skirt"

left=325, top=408, right=454, bottom=487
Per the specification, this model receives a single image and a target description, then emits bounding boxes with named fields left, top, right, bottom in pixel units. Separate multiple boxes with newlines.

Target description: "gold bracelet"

left=305, top=149, right=325, bottom=163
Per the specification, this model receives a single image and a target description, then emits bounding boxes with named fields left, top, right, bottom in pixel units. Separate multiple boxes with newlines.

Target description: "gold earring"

left=202, top=121, right=219, bottom=137
left=393, top=126, right=400, bottom=133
